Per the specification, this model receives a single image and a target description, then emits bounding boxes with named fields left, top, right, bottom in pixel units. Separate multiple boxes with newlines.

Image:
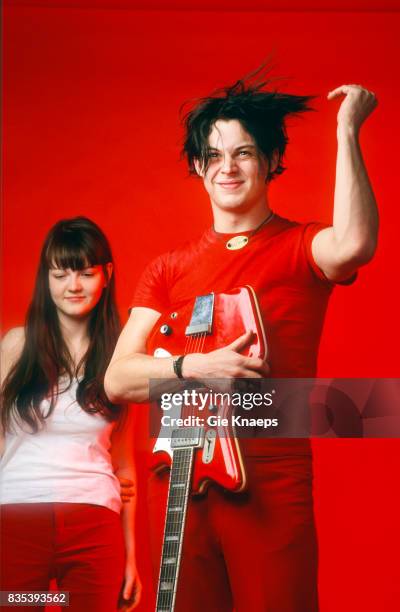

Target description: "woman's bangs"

left=46, top=238, right=99, bottom=271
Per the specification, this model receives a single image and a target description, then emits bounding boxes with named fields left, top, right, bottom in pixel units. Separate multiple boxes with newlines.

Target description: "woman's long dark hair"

left=1, top=217, right=122, bottom=433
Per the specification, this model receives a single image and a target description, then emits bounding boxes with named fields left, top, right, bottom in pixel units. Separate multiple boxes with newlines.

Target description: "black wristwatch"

left=173, top=355, right=185, bottom=379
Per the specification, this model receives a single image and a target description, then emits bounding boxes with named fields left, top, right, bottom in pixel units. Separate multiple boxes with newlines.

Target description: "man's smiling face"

left=195, top=119, right=271, bottom=215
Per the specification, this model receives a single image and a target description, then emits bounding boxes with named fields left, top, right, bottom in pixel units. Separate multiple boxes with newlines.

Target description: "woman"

left=0, top=217, right=141, bottom=611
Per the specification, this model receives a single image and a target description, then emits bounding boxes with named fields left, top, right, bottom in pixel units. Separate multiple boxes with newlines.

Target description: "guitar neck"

left=156, top=447, right=195, bottom=612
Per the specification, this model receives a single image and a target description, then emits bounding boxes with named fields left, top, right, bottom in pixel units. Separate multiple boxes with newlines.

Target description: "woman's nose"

left=67, top=274, right=82, bottom=292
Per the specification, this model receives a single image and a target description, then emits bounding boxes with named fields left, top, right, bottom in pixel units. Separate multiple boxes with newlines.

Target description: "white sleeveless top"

left=0, top=378, right=122, bottom=514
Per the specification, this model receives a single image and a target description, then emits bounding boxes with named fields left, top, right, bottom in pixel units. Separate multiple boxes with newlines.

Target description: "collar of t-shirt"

left=203, top=214, right=292, bottom=249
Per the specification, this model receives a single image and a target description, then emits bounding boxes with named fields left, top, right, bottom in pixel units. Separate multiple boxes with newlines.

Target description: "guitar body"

left=147, top=286, right=267, bottom=494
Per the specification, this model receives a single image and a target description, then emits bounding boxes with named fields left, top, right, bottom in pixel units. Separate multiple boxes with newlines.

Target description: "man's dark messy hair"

left=181, top=64, right=314, bottom=180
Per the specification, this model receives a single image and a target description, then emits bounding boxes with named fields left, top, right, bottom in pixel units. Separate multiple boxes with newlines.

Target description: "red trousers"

left=148, top=454, right=319, bottom=612
left=0, top=503, right=125, bottom=612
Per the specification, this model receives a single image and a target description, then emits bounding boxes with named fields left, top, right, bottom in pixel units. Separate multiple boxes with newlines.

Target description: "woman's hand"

left=119, top=557, right=142, bottom=610
left=118, top=476, right=135, bottom=503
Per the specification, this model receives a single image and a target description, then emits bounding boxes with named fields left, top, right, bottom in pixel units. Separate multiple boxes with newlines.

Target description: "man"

left=105, top=71, right=378, bottom=611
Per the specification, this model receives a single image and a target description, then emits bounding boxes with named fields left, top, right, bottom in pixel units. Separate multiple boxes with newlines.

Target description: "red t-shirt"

left=131, top=214, right=336, bottom=376
left=131, top=214, right=344, bottom=455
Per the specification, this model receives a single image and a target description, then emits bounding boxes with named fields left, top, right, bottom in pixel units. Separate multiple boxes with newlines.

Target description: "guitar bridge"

left=185, top=294, right=214, bottom=336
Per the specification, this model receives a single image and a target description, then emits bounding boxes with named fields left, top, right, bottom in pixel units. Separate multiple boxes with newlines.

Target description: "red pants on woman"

left=148, top=454, right=319, bottom=612
left=0, top=503, right=125, bottom=612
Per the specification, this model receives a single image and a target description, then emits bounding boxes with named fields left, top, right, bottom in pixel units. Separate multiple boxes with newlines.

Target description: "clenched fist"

left=328, top=84, right=378, bottom=134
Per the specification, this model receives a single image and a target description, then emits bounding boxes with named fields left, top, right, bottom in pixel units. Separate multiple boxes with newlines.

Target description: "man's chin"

left=213, top=196, right=249, bottom=212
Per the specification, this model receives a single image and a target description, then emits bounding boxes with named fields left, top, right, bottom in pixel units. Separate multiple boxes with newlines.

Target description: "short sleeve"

left=129, top=255, right=170, bottom=313
left=303, top=222, right=357, bottom=286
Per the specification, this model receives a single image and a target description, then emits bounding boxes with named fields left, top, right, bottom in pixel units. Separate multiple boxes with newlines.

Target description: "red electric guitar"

left=147, top=287, right=267, bottom=612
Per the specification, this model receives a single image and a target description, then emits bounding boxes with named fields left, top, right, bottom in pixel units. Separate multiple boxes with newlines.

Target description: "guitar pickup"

left=185, top=294, right=214, bottom=336
left=171, top=427, right=204, bottom=449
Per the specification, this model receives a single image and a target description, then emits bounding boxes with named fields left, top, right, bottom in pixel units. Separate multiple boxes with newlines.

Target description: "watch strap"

left=173, top=355, right=185, bottom=379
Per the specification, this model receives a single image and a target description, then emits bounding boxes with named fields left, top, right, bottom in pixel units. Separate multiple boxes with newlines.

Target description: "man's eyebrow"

left=235, top=144, right=257, bottom=150
left=207, top=143, right=257, bottom=151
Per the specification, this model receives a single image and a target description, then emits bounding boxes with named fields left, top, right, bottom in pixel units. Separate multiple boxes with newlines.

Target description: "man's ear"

left=104, top=262, right=113, bottom=286
left=194, top=158, right=205, bottom=177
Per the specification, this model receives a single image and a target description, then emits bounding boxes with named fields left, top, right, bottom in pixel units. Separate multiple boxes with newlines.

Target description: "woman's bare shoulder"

left=1, top=327, right=25, bottom=382
left=2, top=326, right=25, bottom=350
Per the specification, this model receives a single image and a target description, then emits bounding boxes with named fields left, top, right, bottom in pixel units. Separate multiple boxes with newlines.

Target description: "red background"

left=3, top=2, right=400, bottom=610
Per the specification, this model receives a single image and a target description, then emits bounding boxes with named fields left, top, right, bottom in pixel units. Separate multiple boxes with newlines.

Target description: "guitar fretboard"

left=156, top=446, right=194, bottom=612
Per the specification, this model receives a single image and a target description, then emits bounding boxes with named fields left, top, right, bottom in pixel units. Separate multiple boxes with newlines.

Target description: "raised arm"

left=312, top=84, right=379, bottom=281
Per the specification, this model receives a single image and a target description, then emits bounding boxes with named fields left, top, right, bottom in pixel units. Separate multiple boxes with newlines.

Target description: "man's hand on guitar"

left=181, top=330, right=270, bottom=381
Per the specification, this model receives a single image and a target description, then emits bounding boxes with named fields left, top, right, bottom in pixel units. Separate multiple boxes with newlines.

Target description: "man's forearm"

left=104, top=330, right=268, bottom=404
left=105, top=354, right=181, bottom=404
left=332, top=124, right=379, bottom=264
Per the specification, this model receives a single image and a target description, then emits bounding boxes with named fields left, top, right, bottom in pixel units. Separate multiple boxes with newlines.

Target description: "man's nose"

left=220, top=154, right=237, bottom=173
